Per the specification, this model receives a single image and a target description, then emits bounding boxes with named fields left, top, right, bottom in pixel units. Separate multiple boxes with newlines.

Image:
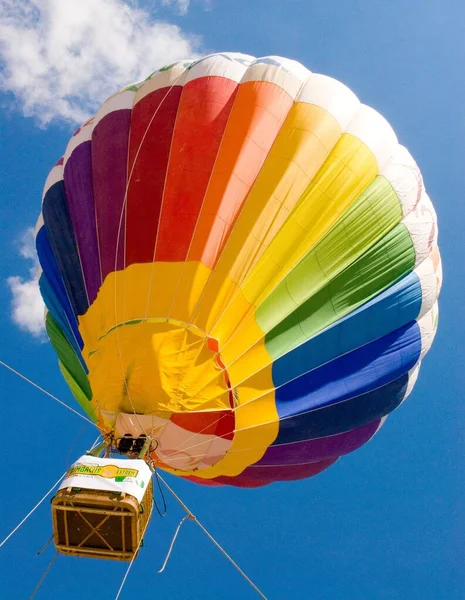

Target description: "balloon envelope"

left=36, top=53, right=442, bottom=487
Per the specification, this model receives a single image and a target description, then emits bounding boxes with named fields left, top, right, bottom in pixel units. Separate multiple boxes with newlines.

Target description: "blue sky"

left=0, top=1, right=463, bottom=598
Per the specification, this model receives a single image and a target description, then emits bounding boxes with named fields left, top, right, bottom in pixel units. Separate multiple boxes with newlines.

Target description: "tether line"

left=29, top=551, right=59, bottom=600
left=0, top=359, right=95, bottom=426
left=0, top=472, right=66, bottom=549
left=157, top=473, right=269, bottom=600
left=113, top=500, right=154, bottom=600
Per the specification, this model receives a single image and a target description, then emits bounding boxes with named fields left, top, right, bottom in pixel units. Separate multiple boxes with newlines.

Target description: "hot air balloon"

left=36, top=52, right=441, bottom=501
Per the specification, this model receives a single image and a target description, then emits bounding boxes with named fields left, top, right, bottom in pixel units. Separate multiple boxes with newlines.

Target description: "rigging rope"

left=0, top=359, right=95, bottom=426
left=156, top=473, right=269, bottom=600
left=36, top=534, right=54, bottom=557
left=0, top=472, right=66, bottom=549
left=152, top=468, right=167, bottom=517
left=158, top=514, right=190, bottom=573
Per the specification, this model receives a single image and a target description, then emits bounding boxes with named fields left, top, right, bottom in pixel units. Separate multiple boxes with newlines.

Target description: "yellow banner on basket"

left=68, top=464, right=139, bottom=479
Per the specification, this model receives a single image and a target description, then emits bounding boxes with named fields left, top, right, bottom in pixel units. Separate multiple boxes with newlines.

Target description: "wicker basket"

left=51, top=477, right=153, bottom=561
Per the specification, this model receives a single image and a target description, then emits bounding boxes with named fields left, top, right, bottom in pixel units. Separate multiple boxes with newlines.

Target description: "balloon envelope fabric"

left=36, top=53, right=442, bottom=488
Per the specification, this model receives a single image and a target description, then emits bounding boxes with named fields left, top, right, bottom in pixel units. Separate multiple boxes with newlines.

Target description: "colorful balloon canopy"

left=36, top=53, right=441, bottom=488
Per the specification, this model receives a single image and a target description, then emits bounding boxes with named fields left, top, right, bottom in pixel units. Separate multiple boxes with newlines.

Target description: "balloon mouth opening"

left=97, top=407, right=236, bottom=473
left=93, top=319, right=237, bottom=473
left=86, top=318, right=237, bottom=414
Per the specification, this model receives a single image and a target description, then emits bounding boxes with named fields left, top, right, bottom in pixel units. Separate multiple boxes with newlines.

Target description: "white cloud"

left=161, top=0, right=191, bottom=15
left=7, top=228, right=45, bottom=338
left=0, top=0, right=201, bottom=124
left=18, top=227, right=40, bottom=264
left=7, top=275, right=45, bottom=337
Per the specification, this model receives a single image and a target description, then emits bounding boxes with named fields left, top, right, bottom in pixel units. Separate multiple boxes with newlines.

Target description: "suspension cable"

left=0, top=472, right=66, bottom=549
left=0, top=359, right=95, bottom=426
left=157, top=473, right=269, bottom=600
